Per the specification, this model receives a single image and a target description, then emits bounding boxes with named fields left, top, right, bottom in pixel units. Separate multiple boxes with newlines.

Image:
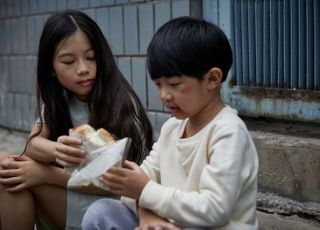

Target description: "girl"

left=0, top=9, right=153, bottom=230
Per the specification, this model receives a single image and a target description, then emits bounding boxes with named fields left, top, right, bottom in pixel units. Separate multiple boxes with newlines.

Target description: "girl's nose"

left=76, top=61, right=89, bottom=75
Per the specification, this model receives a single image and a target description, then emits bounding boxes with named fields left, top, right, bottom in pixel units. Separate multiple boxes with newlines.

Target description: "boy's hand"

left=135, top=222, right=180, bottom=230
left=55, top=135, right=86, bottom=167
left=136, top=208, right=180, bottom=230
left=99, top=160, right=149, bottom=199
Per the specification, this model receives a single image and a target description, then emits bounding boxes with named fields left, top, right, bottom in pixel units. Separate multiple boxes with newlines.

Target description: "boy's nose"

left=159, top=89, right=173, bottom=102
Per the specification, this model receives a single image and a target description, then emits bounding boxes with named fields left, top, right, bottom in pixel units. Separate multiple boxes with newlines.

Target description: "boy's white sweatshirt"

left=122, top=106, right=259, bottom=229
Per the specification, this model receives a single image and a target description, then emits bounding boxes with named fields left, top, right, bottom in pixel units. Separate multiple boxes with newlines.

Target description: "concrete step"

left=257, top=192, right=320, bottom=229
left=246, top=117, right=320, bottom=203
left=245, top=118, right=320, bottom=229
left=257, top=211, right=320, bottom=230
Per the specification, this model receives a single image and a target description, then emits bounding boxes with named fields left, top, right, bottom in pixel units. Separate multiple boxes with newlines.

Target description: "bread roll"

left=74, top=124, right=116, bottom=147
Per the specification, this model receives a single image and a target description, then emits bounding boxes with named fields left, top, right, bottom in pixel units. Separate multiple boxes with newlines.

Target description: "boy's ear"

left=205, top=67, right=223, bottom=90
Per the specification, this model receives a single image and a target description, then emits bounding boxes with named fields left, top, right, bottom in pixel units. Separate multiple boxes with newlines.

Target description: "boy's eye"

left=170, top=82, right=180, bottom=87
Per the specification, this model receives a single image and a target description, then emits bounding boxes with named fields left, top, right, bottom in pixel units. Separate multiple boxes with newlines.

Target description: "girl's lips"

left=78, top=79, right=95, bottom=87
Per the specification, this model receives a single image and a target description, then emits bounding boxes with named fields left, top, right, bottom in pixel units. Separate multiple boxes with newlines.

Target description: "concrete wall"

left=0, top=0, right=201, bottom=133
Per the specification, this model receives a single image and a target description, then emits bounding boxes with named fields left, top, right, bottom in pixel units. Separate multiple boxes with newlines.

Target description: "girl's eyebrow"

left=57, top=48, right=93, bottom=58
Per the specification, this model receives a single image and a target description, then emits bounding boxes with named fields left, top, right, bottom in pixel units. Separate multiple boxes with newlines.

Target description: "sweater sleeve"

left=121, top=140, right=161, bottom=213
left=138, top=125, right=256, bottom=227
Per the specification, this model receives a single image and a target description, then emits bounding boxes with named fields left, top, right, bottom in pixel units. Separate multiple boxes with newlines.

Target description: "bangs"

left=147, top=41, right=184, bottom=80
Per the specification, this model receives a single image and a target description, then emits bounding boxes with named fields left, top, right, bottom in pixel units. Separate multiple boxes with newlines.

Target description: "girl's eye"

left=87, top=56, right=95, bottom=61
left=61, top=60, right=74, bottom=65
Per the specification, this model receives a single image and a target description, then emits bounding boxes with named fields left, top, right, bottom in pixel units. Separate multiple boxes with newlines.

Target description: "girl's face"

left=53, top=30, right=97, bottom=101
left=154, top=75, right=214, bottom=121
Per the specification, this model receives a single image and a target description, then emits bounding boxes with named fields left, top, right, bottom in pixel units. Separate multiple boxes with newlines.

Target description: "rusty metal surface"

left=222, top=82, right=320, bottom=123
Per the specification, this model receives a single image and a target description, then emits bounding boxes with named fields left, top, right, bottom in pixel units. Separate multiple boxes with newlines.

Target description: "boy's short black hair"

left=147, top=16, right=233, bottom=82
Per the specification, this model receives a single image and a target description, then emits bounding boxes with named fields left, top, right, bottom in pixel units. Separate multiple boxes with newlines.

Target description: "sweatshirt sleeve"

left=138, top=125, right=257, bottom=227
left=121, top=140, right=161, bottom=214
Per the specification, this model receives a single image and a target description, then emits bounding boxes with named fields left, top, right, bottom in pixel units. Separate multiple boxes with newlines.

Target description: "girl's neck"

left=183, top=98, right=224, bottom=138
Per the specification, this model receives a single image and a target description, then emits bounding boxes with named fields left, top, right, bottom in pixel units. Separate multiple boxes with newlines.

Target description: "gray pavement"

left=0, top=126, right=28, bottom=154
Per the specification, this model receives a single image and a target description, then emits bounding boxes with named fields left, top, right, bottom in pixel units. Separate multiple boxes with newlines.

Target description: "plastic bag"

left=67, top=130, right=131, bottom=191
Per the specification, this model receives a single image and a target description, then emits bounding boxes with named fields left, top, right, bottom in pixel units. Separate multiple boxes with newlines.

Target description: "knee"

left=82, top=199, right=116, bottom=230
left=82, top=199, right=138, bottom=230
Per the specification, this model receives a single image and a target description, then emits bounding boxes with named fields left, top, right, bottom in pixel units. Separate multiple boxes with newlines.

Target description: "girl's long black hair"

left=28, top=10, right=153, bottom=164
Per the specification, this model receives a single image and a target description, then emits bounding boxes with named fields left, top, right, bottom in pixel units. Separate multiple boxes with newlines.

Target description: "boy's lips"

left=166, top=105, right=181, bottom=114
left=78, top=79, right=95, bottom=87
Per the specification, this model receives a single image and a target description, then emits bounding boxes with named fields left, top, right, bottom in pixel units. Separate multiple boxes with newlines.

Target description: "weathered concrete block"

left=27, top=16, right=37, bottom=54
left=78, top=0, right=90, bottom=9
left=101, top=0, right=114, bottom=6
left=147, top=73, right=163, bottom=111
left=6, top=0, right=14, bottom=17
left=21, top=0, right=30, bottom=15
left=0, top=0, right=6, bottom=17
left=83, top=9, right=95, bottom=20
left=10, top=57, right=27, bottom=93
left=124, top=5, right=138, bottom=54
left=38, top=0, right=49, bottom=13
left=67, top=0, right=78, bottom=9
left=13, top=0, right=21, bottom=17
left=90, top=0, right=101, bottom=7
left=96, top=7, right=109, bottom=39
left=57, top=0, right=67, bottom=11
left=4, top=19, right=12, bottom=54
left=252, top=131, right=320, bottom=202
left=0, top=21, right=4, bottom=53
left=29, top=0, right=37, bottom=14
left=138, top=3, right=153, bottom=54
left=11, top=18, right=20, bottom=53
left=0, top=57, right=9, bottom=91
left=109, top=6, right=124, bottom=55
left=147, top=111, right=171, bottom=138
left=14, top=94, right=24, bottom=129
left=118, top=57, right=131, bottom=84
left=6, top=93, right=15, bottom=128
left=131, top=58, right=147, bottom=107
left=20, top=17, right=28, bottom=54
left=155, top=2, right=171, bottom=31
left=115, top=0, right=128, bottom=4
left=0, top=93, right=6, bottom=125
left=172, top=0, right=190, bottom=18
left=24, top=56, right=37, bottom=94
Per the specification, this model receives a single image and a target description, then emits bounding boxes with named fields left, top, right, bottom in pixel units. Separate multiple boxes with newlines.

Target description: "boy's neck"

left=183, top=97, right=224, bottom=138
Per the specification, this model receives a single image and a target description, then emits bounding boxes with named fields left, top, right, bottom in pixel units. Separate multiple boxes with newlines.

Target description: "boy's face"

left=154, top=75, right=216, bottom=120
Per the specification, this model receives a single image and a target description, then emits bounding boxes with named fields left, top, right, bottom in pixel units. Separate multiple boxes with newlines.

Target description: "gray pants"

left=82, top=198, right=207, bottom=230
left=82, top=199, right=138, bottom=230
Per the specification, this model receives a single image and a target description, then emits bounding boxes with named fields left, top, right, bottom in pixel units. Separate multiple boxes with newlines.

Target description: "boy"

left=82, top=17, right=259, bottom=230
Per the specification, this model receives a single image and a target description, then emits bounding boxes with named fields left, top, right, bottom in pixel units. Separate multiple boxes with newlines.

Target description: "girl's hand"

left=99, top=160, right=150, bottom=199
left=0, top=155, right=48, bottom=192
left=55, top=135, right=86, bottom=168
